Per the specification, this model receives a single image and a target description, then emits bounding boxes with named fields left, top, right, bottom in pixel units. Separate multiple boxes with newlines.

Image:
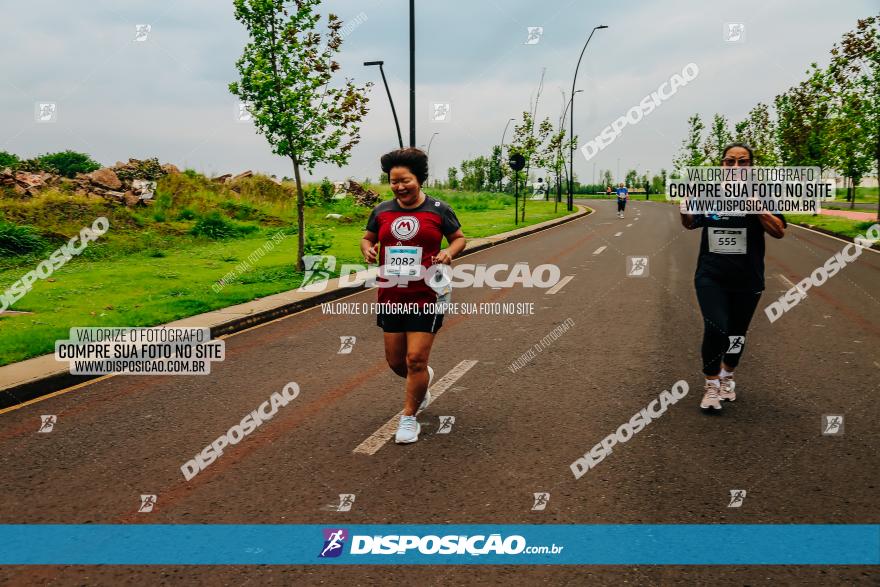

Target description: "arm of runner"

left=680, top=202, right=700, bottom=229
left=433, top=229, right=465, bottom=265
left=361, top=230, right=379, bottom=263
left=758, top=213, right=785, bottom=239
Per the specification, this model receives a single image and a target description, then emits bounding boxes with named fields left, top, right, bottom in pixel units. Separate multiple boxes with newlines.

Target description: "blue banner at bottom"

left=1, top=525, right=877, bottom=565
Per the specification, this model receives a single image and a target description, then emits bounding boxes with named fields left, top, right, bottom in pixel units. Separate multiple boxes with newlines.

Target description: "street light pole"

left=427, top=132, right=438, bottom=157
left=409, top=0, right=416, bottom=147
left=569, top=24, right=608, bottom=211
left=559, top=90, right=582, bottom=209
left=364, top=61, right=403, bottom=149
left=499, top=117, right=515, bottom=192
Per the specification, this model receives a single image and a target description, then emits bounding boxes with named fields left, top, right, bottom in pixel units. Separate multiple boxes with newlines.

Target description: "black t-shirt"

left=692, top=213, right=786, bottom=292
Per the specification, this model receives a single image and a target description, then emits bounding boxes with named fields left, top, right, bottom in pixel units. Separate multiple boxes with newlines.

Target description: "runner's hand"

left=363, top=242, right=379, bottom=264
left=432, top=250, right=453, bottom=265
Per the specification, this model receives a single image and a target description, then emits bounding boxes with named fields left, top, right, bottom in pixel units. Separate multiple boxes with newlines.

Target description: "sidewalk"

left=820, top=207, right=876, bottom=221
left=0, top=206, right=591, bottom=408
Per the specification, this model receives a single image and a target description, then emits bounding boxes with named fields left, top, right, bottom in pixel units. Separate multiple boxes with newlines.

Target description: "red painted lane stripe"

left=767, top=253, right=880, bottom=338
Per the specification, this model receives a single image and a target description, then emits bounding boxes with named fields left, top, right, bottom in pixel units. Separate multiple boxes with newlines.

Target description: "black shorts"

left=377, top=308, right=444, bottom=333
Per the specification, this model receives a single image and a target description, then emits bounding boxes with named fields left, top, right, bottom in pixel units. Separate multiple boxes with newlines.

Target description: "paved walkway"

left=820, top=207, right=877, bottom=221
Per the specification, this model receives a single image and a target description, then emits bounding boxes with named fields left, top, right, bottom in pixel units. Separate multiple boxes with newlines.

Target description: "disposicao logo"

left=319, top=528, right=348, bottom=558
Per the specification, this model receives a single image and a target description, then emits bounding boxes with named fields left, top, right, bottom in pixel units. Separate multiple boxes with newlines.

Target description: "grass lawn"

left=787, top=214, right=878, bottom=240
left=825, top=186, right=879, bottom=206
left=0, top=186, right=570, bottom=366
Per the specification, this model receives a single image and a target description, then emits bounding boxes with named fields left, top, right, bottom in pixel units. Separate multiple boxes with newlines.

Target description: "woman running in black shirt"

left=680, top=143, right=786, bottom=411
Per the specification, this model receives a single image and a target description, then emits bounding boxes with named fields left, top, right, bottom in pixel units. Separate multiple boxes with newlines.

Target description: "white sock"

left=706, top=379, right=720, bottom=388
left=720, top=368, right=734, bottom=379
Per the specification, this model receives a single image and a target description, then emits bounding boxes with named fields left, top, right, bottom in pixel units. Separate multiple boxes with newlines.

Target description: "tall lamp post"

left=364, top=61, right=403, bottom=149
left=499, top=117, right=515, bottom=192
left=559, top=90, right=582, bottom=210
left=426, top=132, right=439, bottom=157
left=409, top=0, right=416, bottom=147
left=569, top=24, right=608, bottom=211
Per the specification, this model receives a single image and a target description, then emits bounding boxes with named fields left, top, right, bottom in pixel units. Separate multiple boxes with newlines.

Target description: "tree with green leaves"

left=828, top=86, right=874, bottom=207
left=446, top=167, right=459, bottom=190
left=601, top=169, right=614, bottom=188
left=625, top=169, right=638, bottom=187
left=774, top=64, right=831, bottom=170
left=651, top=169, right=668, bottom=195
left=674, top=114, right=706, bottom=169
left=828, top=15, right=879, bottom=216
left=536, top=124, right=569, bottom=209
left=734, top=103, right=780, bottom=165
left=0, top=151, right=20, bottom=169
left=38, top=150, right=100, bottom=177
left=508, top=111, right=553, bottom=219
left=229, top=0, right=371, bottom=270
left=703, top=114, right=732, bottom=165
left=488, top=145, right=503, bottom=192
left=460, top=156, right=490, bottom=192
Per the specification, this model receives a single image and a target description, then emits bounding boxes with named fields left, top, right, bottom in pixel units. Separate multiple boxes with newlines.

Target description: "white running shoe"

left=395, top=415, right=420, bottom=444
left=719, top=376, right=736, bottom=401
left=701, top=382, right=722, bottom=411
left=419, top=366, right=434, bottom=411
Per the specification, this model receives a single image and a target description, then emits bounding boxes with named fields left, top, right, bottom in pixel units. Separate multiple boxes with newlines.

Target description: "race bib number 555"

left=708, top=228, right=746, bottom=254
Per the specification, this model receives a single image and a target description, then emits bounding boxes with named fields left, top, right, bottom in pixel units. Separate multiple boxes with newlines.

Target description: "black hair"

left=721, top=142, right=754, bottom=164
left=380, top=148, right=429, bottom=185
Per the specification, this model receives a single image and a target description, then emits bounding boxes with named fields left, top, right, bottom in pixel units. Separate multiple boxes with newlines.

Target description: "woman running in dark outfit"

left=680, top=143, right=786, bottom=411
left=361, top=148, right=466, bottom=443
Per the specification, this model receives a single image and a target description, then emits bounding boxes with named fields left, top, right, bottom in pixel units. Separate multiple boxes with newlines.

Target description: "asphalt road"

left=1, top=200, right=878, bottom=585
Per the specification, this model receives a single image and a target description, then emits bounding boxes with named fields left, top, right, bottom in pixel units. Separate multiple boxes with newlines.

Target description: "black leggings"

left=617, top=199, right=627, bottom=212
left=695, top=284, right=761, bottom=376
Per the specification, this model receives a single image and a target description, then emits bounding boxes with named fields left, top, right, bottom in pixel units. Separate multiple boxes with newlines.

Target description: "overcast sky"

left=2, top=0, right=876, bottom=184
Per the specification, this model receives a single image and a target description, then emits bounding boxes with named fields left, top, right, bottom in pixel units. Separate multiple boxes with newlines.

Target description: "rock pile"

left=0, top=158, right=181, bottom=207
left=0, top=170, right=57, bottom=195
left=212, top=170, right=253, bottom=185
left=0, top=160, right=381, bottom=210
left=340, top=180, right=380, bottom=207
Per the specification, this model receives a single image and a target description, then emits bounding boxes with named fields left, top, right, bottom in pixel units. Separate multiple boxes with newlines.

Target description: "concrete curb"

left=0, top=205, right=591, bottom=409
left=789, top=221, right=880, bottom=252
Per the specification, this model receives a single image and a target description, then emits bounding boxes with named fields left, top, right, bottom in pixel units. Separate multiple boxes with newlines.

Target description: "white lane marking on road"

left=613, top=232, right=623, bottom=237
left=778, top=273, right=797, bottom=288
left=545, top=275, right=574, bottom=295
left=626, top=223, right=633, bottom=227
left=790, top=223, right=880, bottom=255
left=777, top=273, right=808, bottom=297
left=353, top=359, right=479, bottom=455
left=593, top=246, right=607, bottom=255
